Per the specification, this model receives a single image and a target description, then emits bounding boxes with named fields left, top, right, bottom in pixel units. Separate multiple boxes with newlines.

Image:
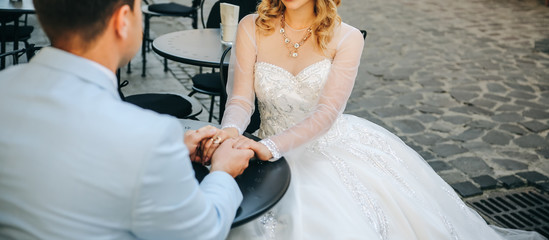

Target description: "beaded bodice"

left=254, top=59, right=332, bottom=139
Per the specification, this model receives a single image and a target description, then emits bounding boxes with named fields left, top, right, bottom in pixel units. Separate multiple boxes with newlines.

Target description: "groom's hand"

left=211, top=138, right=254, bottom=178
left=199, top=128, right=238, bottom=165
left=183, top=125, right=218, bottom=162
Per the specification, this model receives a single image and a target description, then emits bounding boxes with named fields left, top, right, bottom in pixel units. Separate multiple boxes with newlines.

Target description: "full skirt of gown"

left=227, top=114, right=546, bottom=240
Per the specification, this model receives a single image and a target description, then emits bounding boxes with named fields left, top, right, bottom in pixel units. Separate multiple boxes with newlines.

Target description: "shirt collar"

left=30, top=47, right=120, bottom=98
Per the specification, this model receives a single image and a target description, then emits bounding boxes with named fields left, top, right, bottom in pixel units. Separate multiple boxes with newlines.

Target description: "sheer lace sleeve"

left=265, top=26, right=364, bottom=158
left=220, top=15, right=257, bottom=134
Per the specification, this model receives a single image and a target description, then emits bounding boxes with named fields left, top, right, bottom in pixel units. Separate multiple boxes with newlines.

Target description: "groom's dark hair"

left=33, top=0, right=135, bottom=45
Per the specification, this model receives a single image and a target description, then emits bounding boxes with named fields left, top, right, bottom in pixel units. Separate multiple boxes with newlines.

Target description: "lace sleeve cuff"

left=259, top=139, right=282, bottom=162
left=221, top=124, right=243, bottom=135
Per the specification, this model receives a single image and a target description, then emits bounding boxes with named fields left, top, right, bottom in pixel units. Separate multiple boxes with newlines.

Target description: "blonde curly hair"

left=255, top=0, right=342, bottom=51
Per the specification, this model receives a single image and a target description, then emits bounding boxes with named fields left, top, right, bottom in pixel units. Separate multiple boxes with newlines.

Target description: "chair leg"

left=142, top=14, right=151, bottom=77
left=164, top=58, right=168, bottom=72
left=188, top=90, right=197, bottom=97
left=208, top=95, right=215, bottom=122
left=1, top=22, right=6, bottom=69
left=127, top=60, right=132, bottom=74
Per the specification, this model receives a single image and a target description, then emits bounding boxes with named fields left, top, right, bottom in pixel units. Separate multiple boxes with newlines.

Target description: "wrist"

left=222, top=127, right=240, bottom=138
left=259, top=139, right=282, bottom=161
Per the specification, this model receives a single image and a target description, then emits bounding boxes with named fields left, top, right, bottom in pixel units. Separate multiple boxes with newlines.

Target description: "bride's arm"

left=260, top=26, right=365, bottom=160
left=220, top=15, right=258, bottom=136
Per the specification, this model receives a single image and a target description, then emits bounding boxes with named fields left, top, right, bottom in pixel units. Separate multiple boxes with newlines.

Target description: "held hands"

left=183, top=125, right=253, bottom=178
left=199, top=127, right=239, bottom=165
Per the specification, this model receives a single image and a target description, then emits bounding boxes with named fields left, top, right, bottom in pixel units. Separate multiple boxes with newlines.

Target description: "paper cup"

left=221, top=23, right=237, bottom=43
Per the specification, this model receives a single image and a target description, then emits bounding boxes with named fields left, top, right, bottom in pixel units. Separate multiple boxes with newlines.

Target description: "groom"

left=0, top=0, right=253, bottom=239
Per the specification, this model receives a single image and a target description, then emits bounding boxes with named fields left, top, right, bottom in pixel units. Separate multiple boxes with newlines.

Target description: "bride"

left=199, top=0, right=547, bottom=239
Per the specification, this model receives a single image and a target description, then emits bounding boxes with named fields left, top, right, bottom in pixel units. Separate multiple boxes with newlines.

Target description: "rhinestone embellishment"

left=280, top=14, right=312, bottom=58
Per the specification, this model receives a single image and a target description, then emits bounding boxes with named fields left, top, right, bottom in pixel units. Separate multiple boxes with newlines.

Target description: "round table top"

left=178, top=119, right=291, bottom=227
left=0, top=0, right=34, bottom=13
left=152, top=29, right=231, bottom=68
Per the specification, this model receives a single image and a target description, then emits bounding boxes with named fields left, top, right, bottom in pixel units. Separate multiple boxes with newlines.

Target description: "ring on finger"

left=212, top=136, right=222, bottom=144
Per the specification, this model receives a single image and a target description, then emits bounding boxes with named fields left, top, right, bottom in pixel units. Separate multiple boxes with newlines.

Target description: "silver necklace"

left=280, top=15, right=312, bottom=58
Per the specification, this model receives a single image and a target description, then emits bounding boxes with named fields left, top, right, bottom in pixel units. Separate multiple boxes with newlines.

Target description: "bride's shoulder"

left=331, top=22, right=364, bottom=48
left=239, top=14, right=258, bottom=26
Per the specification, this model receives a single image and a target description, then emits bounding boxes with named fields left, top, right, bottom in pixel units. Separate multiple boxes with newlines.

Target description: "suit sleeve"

left=130, top=118, right=242, bottom=240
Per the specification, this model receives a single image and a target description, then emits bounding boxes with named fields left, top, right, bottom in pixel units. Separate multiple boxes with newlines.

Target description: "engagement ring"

left=212, top=136, right=222, bottom=144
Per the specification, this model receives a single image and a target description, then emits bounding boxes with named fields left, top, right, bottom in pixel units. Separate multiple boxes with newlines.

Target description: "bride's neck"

left=283, top=9, right=315, bottom=30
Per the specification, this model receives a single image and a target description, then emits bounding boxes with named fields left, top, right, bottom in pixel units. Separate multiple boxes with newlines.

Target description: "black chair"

left=0, top=13, right=34, bottom=69
left=0, top=48, right=26, bottom=70
left=217, top=46, right=260, bottom=133
left=189, top=0, right=260, bottom=123
left=118, top=79, right=203, bottom=120
left=139, top=0, right=203, bottom=76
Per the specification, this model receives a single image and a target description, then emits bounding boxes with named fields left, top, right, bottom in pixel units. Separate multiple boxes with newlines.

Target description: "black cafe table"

left=152, top=29, right=230, bottom=68
left=0, top=0, right=34, bottom=13
left=179, top=119, right=291, bottom=227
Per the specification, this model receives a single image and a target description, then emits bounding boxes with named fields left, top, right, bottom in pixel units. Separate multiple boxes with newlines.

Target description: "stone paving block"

left=414, top=114, right=438, bottom=123
left=537, top=182, right=549, bottom=193
left=450, top=181, right=482, bottom=198
left=432, top=144, right=467, bottom=158
left=495, top=104, right=523, bottom=112
left=515, top=100, right=547, bottom=110
left=471, top=99, right=497, bottom=109
left=373, top=106, right=414, bottom=118
left=491, top=112, right=523, bottom=123
left=467, top=120, right=497, bottom=129
left=520, top=121, right=549, bottom=133
left=451, top=128, right=485, bottom=141
left=513, top=134, right=548, bottom=148
left=498, top=175, right=526, bottom=189
left=450, top=91, right=478, bottom=103
left=416, top=106, right=444, bottom=114
left=450, top=157, right=494, bottom=177
left=486, top=83, right=507, bottom=93
left=498, top=124, right=527, bottom=135
left=492, top=158, right=528, bottom=171
left=441, top=115, right=472, bottom=125
left=481, top=130, right=513, bottom=145
left=419, top=151, right=435, bottom=160
left=471, top=175, right=499, bottom=190
left=438, top=171, right=468, bottom=185
left=428, top=160, right=453, bottom=172
left=536, top=148, right=549, bottom=159
left=516, top=171, right=549, bottom=185
left=523, top=109, right=549, bottom=120
left=449, top=106, right=493, bottom=116
left=413, top=133, right=444, bottom=146
left=483, top=93, right=510, bottom=102
left=392, top=119, right=426, bottom=134
left=508, top=90, right=537, bottom=100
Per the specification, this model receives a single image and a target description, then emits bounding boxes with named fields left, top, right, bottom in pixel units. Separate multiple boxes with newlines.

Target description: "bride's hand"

left=200, top=128, right=239, bottom=165
left=233, top=136, right=273, bottom=161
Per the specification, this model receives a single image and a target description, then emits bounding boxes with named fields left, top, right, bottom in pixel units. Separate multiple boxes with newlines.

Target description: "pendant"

left=285, top=38, right=290, bottom=43
left=294, top=43, right=300, bottom=49
left=291, top=52, right=298, bottom=58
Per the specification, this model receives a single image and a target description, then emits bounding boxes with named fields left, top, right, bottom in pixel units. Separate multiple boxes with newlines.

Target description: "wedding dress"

left=222, top=14, right=546, bottom=240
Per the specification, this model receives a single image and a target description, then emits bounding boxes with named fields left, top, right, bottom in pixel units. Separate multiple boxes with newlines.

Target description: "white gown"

left=222, top=15, right=546, bottom=240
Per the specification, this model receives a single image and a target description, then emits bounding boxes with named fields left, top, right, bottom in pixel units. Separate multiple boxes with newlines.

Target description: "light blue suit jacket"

left=0, top=48, right=242, bottom=240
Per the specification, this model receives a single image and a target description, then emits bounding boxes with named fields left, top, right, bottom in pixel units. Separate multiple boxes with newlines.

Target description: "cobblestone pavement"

left=337, top=0, right=549, bottom=195
left=13, top=0, right=549, bottom=197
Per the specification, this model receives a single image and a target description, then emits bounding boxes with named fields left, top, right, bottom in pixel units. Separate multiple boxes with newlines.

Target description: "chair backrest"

left=360, top=30, right=367, bottom=40
left=218, top=45, right=231, bottom=120
left=0, top=48, right=26, bottom=70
